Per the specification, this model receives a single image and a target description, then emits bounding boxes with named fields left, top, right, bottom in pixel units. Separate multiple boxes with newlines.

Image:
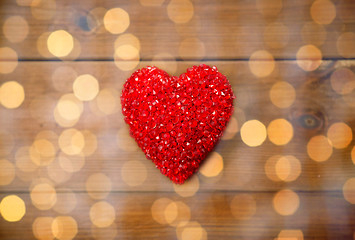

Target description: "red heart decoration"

left=121, top=64, right=235, bottom=184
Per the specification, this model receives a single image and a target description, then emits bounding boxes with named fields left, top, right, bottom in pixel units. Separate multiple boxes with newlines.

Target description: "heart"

left=121, top=64, right=235, bottom=184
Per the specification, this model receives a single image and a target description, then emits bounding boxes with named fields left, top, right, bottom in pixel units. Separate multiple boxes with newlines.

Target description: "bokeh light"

left=307, top=135, right=333, bottom=162
left=296, top=44, right=322, bottom=71
left=58, top=128, right=85, bottom=156
left=267, top=118, right=293, bottom=145
left=167, top=0, right=194, bottom=24
left=47, top=30, right=74, bottom=57
left=269, top=81, right=296, bottom=108
left=90, top=201, right=116, bottom=228
left=277, top=229, right=304, bottom=240
left=330, top=68, right=355, bottom=95
left=265, top=155, right=302, bottom=182
left=165, top=201, right=191, bottom=227
left=54, top=93, right=83, bottom=127
left=337, top=32, right=355, bottom=58
left=91, top=88, right=120, bottom=116
left=273, top=189, right=300, bottom=216
left=327, top=122, right=352, bottom=149
left=52, top=216, right=78, bottom=240
left=104, top=8, right=130, bottom=34
left=32, top=217, right=55, bottom=240
left=0, top=47, right=18, bottom=74
left=240, top=120, right=267, bottom=147
left=58, top=152, right=85, bottom=173
left=173, top=174, right=199, bottom=197
left=343, top=178, right=355, bottom=204
left=86, top=173, right=112, bottom=199
left=0, top=159, right=15, bottom=186
left=0, top=195, right=26, bottom=222
left=121, top=160, right=147, bottom=186
left=178, top=221, right=207, bottom=240
left=53, top=189, right=77, bottom=214
left=199, top=152, right=223, bottom=177
left=0, top=81, right=25, bottom=109
left=256, top=0, right=282, bottom=17
left=248, top=50, right=275, bottom=78
left=230, top=194, right=256, bottom=220
left=30, top=182, right=57, bottom=210
left=310, top=0, right=336, bottom=25
left=3, top=16, right=29, bottom=43
left=114, top=44, right=140, bottom=71
left=151, top=198, right=175, bottom=225
left=73, top=74, right=99, bottom=101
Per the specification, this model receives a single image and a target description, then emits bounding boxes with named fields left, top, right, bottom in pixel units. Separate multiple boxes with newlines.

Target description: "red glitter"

left=121, top=65, right=235, bottom=184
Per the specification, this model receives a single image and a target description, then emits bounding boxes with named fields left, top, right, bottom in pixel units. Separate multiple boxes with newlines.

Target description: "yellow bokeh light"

left=275, top=155, right=302, bottom=182
left=327, top=122, right=353, bottom=149
left=307, top=135, right=333, bottom=162
left=121, top=160, right=147, bottom=186
left=151, top=52, right=178, bottom=75
left=296, top=44, right=322, bottom=71
left=15, top=146, right=38, bottom=173
left=173, top=174, right=199, bottom=197
left=114, top=45, right=140, bottom=71
left=352, top=146, right=355, bottom=165
left=230, top=194, right=256, bottom=220
left=114, top=33, right=141, bottom=52
left=267, top=118, right=294, bottom=145
left=31, top=0, right=56, bottom=20
left=30, top=182, right=57, bottom=210
left=330, top=68, right=355, bottom=95
left=240, top=120, right=267, bottom=147
left=52, top=216, right=78, bottom=240
left=90, top=201, right=116, bottom=228
left=104, top=8, right=130, bottom=34
left=179, top=38, right=205, bottom=60
left=151, top=198, right=174, bottom=225
left=222, top=117, right=240, bottom=140
left=264, top=22, right=289, bottom=49
left=32, top=217, right=55, bottom=240
left=54, top=93, right=83, bottom=127
left=0, top=195, right=26, bottom=222
left=337, top=32, right=355, bottom=59
left=58, top=128, right=85, bottom=156
left=47, top=158, right=72, bottom=184
left=301, top=22, right=327, bottom=46
left=52, top=66, right=78, bottom=92
left=165, top=201, right=191, bottom=227
left=3, top=16, right=29, bottom=43
left=310, top=0, right=336, bottom=25
left=0, top=81, right=25, bottom=109
left=91, top=223, right=118, bottom=240
left=199, top=152, right=223, bottom=177
left=81, top=130, right=98, bottom=156
left=273, top=189, right=299, bottom=216
left=269, top=81, right=296, bottom=109
left=0, top=47, right=18, bottom=74
left=248, top=50, right=275, bottom=78
left=47, top=30, right=74, bottom=57
left=180, top=221, right=207, bottom=240
left=0, top=159, right=15, bottom=186
left=58, top=153, right=85, bottom=173
left=86, top=173, right=112, bottom=200
left=343, top=178, right=355, bottom=204
left=73, top=74, right=99, bottom=101
left=37, top=32, right=53, bottom=58
left=167, top=0, right=194, bottom=24
left=53, top=189, right=77, bottom=214
left=277, top=229, right=304, bottom=240
left=93, top=88, right=120, bottom=115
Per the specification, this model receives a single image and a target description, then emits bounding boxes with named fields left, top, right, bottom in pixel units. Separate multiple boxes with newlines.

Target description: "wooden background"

left=1, top=0, right=355, bottom=239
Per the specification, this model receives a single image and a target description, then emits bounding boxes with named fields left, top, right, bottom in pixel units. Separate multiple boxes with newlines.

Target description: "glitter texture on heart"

left=121, top=64, right=235, bottom=184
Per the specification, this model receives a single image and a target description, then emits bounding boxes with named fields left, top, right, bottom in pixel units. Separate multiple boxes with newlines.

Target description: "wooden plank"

left=0, top=191, right=354, bottom=239
left=0, top=61, right=354, bottom=192
left=0, top=0, right=354, bottom=59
